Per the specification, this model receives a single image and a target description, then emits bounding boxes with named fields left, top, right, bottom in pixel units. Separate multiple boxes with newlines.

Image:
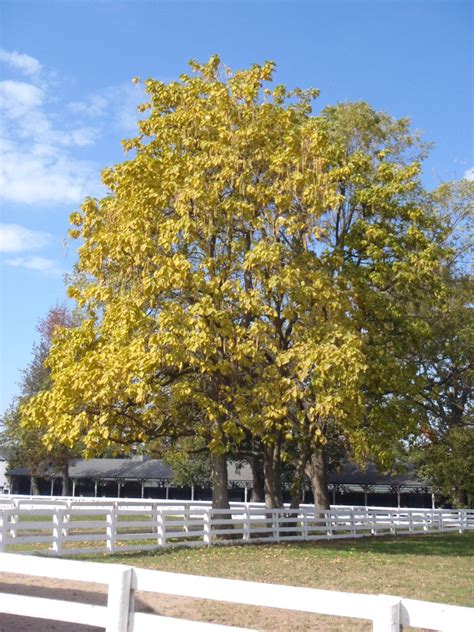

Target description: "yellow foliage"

left=21, top=58, right=451, bottom=466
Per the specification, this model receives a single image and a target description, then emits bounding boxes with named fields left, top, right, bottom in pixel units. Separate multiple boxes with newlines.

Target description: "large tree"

left=22, top=58, right=450, bottom=510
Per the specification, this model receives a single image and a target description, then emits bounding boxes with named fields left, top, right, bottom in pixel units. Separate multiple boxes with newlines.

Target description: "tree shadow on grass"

left=67, top=531, right=474, bottom=564
left=289, top=532, right=474, bottom=557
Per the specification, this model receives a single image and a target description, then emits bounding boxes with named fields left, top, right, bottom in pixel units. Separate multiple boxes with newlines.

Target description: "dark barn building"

left=7, top=458, right=434, bottom=508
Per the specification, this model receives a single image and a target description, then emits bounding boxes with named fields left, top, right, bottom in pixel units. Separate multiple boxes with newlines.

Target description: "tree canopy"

left=22, top=57, right=458, bottom=509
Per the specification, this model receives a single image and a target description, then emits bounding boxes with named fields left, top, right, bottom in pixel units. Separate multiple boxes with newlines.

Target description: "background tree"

left=1, top=305, right=76, bottom=495
left=162, top=438, right=212, bottom=493
left=407, top=181, right=473, bottom=506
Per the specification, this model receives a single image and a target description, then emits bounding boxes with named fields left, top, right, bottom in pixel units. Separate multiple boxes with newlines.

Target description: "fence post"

left=157, top=510, right=167, bottom=547
left=440, top=510, right=445, bottom=533
left=325, top=510, right=333, bottom=539
left=373, top=595, right=401, bottom=632
left=107, top=507, right=117, bottom=554
left=243, top=506, right=251, bottom=542
left=420, top=511, right=426, bottom=532
left=389, top=510, right=396, bottom=535
left=9, top=508, right=18, bottom=539
left=0, top=511, right=7, bottom=552
left=350, top=508, right=356, bottom=537
left=370, top=510, right=377, bottom=536
left=4, top=508, right=13, bottom=543
left=273, top=510, right=280, bottom=542
left=428, top=508, right=434, bottom=533
left=106, top=566, right=132, bottom=632
left=203, top=508, right=212, bottom=546
left=63, top=506, right=71, bottom=541
left=183, top=503, right=190, bottom=533
left=52, top=508, right=64, bottom=556
left=302, top=509, right=308, bottom=540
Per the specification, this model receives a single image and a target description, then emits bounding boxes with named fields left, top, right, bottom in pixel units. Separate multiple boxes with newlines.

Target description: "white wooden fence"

left=0, top=498, right=472, bottom=556
left=1, top=552, right=473, bottom=631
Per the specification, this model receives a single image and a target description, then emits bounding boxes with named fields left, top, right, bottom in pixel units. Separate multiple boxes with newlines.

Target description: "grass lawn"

left=71, top=532, right=474, bottom=631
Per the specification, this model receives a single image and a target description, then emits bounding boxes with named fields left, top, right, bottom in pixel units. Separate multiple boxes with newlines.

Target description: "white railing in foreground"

left=1, top=553, right=473, bottom=631
left=0, top=501, right=473, bottom=556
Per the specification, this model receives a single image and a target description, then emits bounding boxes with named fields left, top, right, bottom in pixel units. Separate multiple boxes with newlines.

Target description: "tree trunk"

left=263, top=441, right=282, bottom=509
left=30, top=475, right=40, bottom=495
left=211, top=452, right=230, bottom=510
left=248, top=454, right=265, bottom=503
left=307, top=446, right=330, bottom=510
left=61, top=462, right=70, bottom=496
left=289, top=451, right=309, bottom=509
left=211, top=452, right=231, bottom=537
left=453, top=488, right=467, bottom=509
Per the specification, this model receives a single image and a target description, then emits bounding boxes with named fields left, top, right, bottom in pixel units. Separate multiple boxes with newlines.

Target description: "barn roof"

left=9, top=458, right=173, bottom=481
left=8, top=457, right=428, bottom=490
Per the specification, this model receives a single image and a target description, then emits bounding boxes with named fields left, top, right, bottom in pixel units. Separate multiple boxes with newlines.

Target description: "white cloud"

left=0, top=80, right=44, bottom=114
left=463, top=167, right=474, bottom=181
left=68, top=127, right=98, bottom=147
left=0, top=49, right=42, bottom=77
left=0, top=223, right=52, bottom=253
left=0, top=80, right=97, bottom=148
left=0, top=72, right=101, bottom=205
left=68, top=94, right=108, bottom=118
left=67, top=82, right=145, bottom=134
left=0, top=50, right=145, bottom=207
left=5, top=256, right=63, bottom=276
left=0, top=144, right=98, bottom=204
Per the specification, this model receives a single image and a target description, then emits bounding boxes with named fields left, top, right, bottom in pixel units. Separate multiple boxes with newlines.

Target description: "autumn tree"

left=22, top=58, right=451, bottom=511
left=231, top=101, right=451, bottom=508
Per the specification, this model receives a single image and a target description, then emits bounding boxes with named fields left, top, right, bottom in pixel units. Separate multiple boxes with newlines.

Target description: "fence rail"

left=0, top=497, right=473, bottom=556
left=0, top=552, right=473, bottom=631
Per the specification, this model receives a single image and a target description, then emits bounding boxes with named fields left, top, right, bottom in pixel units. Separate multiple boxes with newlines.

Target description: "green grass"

left=4, top=512, right=200, bottom=553
left=16, top=513, right=149, bottom=522
left=16, top=514, right=54, bottom=522
left=72, top=532, right=474, bottom=606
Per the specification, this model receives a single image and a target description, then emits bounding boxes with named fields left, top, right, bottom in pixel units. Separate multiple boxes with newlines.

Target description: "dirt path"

left=0, top=573, right=105, bottom=632
left=0, top=572, right=371, bottom=631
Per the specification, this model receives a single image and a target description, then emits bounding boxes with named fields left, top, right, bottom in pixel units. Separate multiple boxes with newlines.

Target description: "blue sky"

left=0, top=0, right=472, bottom=413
